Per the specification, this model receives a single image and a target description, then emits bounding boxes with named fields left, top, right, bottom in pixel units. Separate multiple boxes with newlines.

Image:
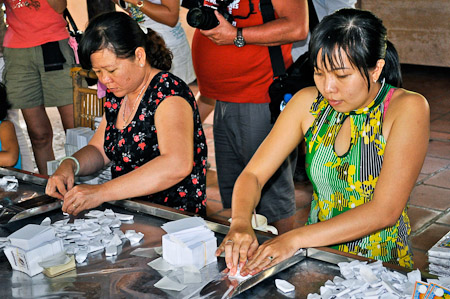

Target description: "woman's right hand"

left=45, top=160, right=76, bottom=200
left=215, top=219, right=259, bottom=276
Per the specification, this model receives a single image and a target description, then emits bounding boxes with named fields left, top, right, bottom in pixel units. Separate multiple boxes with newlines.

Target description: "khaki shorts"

left=2, top=39, right=74, bottom=109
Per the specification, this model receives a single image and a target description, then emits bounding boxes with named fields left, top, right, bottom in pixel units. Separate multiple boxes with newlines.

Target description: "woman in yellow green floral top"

left=216, top=8, right=429, bottom=276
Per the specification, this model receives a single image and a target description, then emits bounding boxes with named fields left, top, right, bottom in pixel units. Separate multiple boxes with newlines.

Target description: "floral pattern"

left=304, top=82, right=413, bottom=268
left=103, top=72, right=207, bottom=216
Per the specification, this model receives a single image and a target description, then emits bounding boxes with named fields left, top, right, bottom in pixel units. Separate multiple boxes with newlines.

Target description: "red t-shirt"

left=3, top=0, right=69, bottom=48
left=192, top=0, right=293, bottom=104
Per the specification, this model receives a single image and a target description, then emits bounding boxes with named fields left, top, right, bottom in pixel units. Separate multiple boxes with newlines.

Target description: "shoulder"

left=0, top=120, right=14, bottom=131
left=387, top=88, right=429, bottom=120
left=0, top=120, right=16, bottom=139
left=153, top=72, right=194, bottom=99
left=383, top=88, right=429, bottom=139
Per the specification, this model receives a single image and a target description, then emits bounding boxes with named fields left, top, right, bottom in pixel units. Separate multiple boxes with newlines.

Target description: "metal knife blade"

left=199, top=249, right=306, bottom=298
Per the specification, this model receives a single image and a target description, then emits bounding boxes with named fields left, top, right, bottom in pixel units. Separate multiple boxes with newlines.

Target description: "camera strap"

left=260, top=0, right=319, bottom=79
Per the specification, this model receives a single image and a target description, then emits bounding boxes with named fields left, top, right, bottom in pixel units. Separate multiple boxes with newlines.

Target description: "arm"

left=61, top=96, right=195, bottom=215
left=113, top=0, right=180, bottom=27
left=241, top=90, right=430, bottom=276
left=218, top=87, right=316, bottom=275
left=201, top=0, right=308, bottom=46
left=0, top=121, right=19, bottom=167
left=47, top=0, right=67, bottom=14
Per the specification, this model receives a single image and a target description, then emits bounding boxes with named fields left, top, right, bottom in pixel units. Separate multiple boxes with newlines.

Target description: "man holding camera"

left=191, top=0, right=308, bottom=234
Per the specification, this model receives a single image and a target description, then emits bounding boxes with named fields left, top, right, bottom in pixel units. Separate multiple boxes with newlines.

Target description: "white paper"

left=130, top=248, right=159, bottom=259
left=154, top=276, right=186, bottom=292
left=161, top=217, right=207, bottom=234
left=148, top=257, right=175, bottom=272
left=181, top=265, right=202, bottom=284
left=38, top=251, right=71, bottom=268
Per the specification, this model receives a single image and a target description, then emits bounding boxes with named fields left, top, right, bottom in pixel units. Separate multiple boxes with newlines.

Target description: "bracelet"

left=59, top=156, right=80, bottom=176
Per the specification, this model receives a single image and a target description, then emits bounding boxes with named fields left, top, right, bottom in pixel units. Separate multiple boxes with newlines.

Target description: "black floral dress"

left=103, top=72, right=207, bottom=216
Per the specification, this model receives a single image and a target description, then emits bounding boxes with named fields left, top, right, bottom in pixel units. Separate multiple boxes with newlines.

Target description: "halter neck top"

left=304, top=82, right=413, bottom=268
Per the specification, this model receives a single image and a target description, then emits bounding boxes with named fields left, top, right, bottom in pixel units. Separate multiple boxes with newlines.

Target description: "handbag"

left=261, top=0, right=319, bottom=123
left=63, top=8, right=82, bottom=66
left=63, top=9, right=98, bottom=85
left=63, top=9, right=83, bottom=44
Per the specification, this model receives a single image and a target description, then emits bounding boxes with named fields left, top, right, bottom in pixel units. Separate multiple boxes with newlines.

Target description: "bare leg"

left=21, top=105, right=54, bottom=175
left=271, top=215, right=295, bottom=235
left=196, top=92, right=215, bottom=123
left=57, top=104, right=74, bottom=131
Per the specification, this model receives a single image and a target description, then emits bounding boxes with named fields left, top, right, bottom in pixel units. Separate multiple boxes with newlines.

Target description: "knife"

left=199, top=249, right=306, bottom=298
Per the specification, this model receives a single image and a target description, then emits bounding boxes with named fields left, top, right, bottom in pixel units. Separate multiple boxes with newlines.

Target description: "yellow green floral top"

left=304, top=82, right=413, bottom=268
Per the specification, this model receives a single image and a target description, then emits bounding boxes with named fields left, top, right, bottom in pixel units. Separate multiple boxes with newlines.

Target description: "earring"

left=373, top=79, right=377, bottom=83
left=140, top=64, right=144, bottom=67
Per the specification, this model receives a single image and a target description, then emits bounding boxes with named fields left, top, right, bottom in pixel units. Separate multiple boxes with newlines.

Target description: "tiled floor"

left=201, top=64, right=450, bottom=272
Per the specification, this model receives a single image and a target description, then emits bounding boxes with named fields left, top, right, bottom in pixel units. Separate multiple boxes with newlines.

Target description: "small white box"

left=8, top=224, right=56, bottom=251
left=4, top=238, right=64, bottom=276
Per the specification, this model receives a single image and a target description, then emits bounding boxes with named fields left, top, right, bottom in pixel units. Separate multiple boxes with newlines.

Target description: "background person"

left=192, top=0, right=309, bottom=234
left=0, top=82, right=20, bottom=168
left=217, top=8, right=429, bottom=276
left=113, top=0, right=196, bottom=85
left=0, top=8, right=33, bottom=171
left=46, top=12, right=207, bottom=217
left=1, top=0, right=75, bottom=175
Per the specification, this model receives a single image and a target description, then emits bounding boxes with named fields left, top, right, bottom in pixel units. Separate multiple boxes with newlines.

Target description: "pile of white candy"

left=43, top=209, right=142, bottom=263
left=307, top=260, right=422, bottom=299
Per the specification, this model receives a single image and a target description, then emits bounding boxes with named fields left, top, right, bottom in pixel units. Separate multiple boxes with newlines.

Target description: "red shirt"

left=3, top=0, right=69, bottom=48
left=192, top=0, right=293, bottom=104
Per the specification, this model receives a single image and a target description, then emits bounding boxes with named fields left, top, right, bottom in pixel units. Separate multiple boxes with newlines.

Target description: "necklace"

left=122, top=73, right=151, bottom=125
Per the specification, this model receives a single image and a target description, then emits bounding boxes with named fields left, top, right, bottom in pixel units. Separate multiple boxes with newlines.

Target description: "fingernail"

left=227, top=262, right=233, bottom=269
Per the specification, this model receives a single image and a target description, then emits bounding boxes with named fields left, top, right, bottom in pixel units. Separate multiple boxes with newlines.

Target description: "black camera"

left=186, top=0, right=234, bottom=30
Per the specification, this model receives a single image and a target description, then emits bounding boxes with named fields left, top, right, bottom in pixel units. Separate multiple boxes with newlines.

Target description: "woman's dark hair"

left=0, top=83, right=11, bottom=121
left=309, top=8, right=402, bottom=89
left=79, top=11, right=172, bottom=71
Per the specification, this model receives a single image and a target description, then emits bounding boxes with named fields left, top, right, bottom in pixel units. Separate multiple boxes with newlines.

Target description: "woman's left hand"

left=240, top=230, right=300, bottom=276
left=61, top=184, right=104, bottom=216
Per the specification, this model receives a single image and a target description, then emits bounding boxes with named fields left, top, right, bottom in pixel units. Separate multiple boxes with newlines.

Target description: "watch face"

left=234, top=36, right=245, bottom=47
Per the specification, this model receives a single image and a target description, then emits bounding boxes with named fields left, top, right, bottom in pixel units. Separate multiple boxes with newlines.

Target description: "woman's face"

left=90, top=48, right=141, bottom=98
left=313, top=48, right=379, bottom=113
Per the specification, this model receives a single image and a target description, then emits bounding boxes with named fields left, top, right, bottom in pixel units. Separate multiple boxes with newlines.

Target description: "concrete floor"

left=20, top=63, right=449, bottom=273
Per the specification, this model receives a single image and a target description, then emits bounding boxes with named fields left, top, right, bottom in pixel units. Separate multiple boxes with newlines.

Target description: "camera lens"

left=187, top=7, right=219, bottom=30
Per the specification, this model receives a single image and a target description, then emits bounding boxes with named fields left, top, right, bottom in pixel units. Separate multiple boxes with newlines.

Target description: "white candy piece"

left=275, top=279, right=295, bottom=293
left=105, top=245, right=118, bottom=256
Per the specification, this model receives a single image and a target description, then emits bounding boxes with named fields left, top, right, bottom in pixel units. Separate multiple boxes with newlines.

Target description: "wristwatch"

left=136, top=0, right=144, bottom=8
left=233, top=28, right=246, bottom=48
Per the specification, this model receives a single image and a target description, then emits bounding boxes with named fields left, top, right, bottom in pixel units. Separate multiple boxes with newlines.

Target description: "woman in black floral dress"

left=46, top=12, right=207, bottom=216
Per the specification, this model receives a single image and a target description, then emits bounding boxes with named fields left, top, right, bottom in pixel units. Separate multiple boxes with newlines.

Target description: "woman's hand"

left=62, top=184, right=104, bottom=216
left=45, top=161, right=77, bottom=200
left=240, top=230, right=300, bottom=276
left=216, top=219, right=259, bottom=276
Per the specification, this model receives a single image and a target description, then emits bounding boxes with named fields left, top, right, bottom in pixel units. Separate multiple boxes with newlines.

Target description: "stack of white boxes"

left=4, top=224, right=64, bottom=276
left=428, top=230, right=450, bottom=276
left=47, top=127, right=112, bottom=184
